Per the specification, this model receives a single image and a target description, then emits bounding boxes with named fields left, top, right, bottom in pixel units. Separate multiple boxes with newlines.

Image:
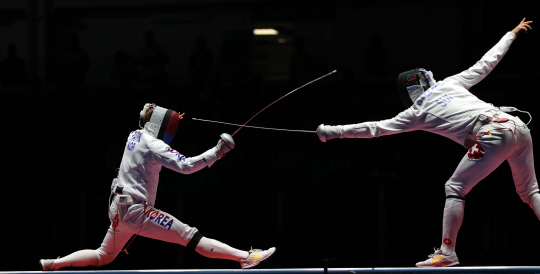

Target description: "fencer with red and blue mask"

left=37, top=102, right=276, bottom=271
left=140, top=103, right=180, bottom=144
left=97, top=103, right=235, bottom=264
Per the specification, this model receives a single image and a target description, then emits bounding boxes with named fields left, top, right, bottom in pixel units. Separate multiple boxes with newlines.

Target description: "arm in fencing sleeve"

left=317, top=107, right=418, bottom=142
left=443, top=32, right=516, bottom=90
left=148, top=139, right=224, bottom=175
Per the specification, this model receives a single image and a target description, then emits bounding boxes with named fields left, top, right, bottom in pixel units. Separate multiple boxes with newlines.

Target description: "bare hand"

left=178, top=112, right=185, bottom=119
left=511, top=17, right=533, bottom=36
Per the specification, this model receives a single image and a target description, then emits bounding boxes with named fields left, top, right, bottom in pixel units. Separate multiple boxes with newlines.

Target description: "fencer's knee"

left=96, top=249, right=118, bottom=267
left=445, top=183, right=467, bottom=198
left=446, top=195, right=465, bottom=201
left=187, top=231, right=204, bottom=250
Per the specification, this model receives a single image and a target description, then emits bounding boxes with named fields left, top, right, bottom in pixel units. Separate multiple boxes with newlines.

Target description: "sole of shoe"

left=416, top=262, right=459, bottom=268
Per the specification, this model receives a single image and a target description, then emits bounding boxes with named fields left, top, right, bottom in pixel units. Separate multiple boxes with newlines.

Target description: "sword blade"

left=231, top=70, right=336, bottom=136
left=192, top=118, right=316, bottom=133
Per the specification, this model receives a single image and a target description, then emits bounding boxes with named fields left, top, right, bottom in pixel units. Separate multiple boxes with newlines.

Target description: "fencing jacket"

left=116, top=123, right=222, bottom=206
left=339, top=32, right=517, bottom=146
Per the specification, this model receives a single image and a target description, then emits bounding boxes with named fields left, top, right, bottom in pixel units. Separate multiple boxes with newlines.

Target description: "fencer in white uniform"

left=316, top=18, right=533, bottom=267
left=39, top=103, right=275, bottom=271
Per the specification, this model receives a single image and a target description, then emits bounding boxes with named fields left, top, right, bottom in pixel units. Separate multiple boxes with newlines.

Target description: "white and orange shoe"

left=416, top=248, right=459, bottom=267
left=39, top=259, right=56, bottom=271
left=240, top=247, right=276, bottom=269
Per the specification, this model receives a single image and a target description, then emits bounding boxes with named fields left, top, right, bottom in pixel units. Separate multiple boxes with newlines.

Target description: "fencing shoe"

left=240, top=247, right=276, bottom=269
left=39, top=259, right=56, bottom=271
left=416, top=248, right=459, bottom=267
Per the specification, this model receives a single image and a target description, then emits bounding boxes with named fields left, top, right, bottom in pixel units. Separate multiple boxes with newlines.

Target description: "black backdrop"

left=2, top=0, right=539, bottom=271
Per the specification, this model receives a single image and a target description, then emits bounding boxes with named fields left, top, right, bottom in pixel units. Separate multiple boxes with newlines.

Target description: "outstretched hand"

left=511, top=17, right=533, bottom=36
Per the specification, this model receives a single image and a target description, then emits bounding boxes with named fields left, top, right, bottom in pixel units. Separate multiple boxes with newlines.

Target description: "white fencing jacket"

left=339, top=32, right=517, bottom=146
left=117, top=123, right=222, bottom=206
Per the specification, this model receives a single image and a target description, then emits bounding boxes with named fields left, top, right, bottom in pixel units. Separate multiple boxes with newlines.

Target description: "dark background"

left=2, top=0, right=539, bottom=271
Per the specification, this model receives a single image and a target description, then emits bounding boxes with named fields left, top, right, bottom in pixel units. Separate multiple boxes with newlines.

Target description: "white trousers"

left=445, top=115, right=537, bottom=203
left=50, top=202, right=249, bottom=270
left=441, top=114, right=538, bottom=253
left=96, top=202, right=199, bottom=266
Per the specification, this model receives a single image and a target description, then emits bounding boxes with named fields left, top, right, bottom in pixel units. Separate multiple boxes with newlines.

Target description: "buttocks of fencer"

left=513, top=116, right=530, bottom=135
left=445, top=122, right=519, bottom=198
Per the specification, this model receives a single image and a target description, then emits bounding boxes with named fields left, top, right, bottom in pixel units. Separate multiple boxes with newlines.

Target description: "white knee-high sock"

left=441, top=198, right=465, bottom=254
left=52, top=249, right=100, bottom=270
left=195, top=237, right=249, bottom=261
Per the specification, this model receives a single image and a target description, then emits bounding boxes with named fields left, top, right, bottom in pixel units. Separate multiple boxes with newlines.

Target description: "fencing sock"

left=441, top=198, right=465, bottom=254
left=195, top=237, right=249, bottom=261
left=52, top=249, right=100, bottom=270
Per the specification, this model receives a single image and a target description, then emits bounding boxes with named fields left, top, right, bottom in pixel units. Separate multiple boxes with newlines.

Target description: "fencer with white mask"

left=39, top=103, right=275, bottom=271
left=317, top=18, right=534, bottom=267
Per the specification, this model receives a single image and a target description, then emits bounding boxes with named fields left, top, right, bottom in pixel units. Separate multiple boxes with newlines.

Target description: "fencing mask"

left=139, top=103, right=180, bottom=144
left=397, top=68, right=436, bottom=107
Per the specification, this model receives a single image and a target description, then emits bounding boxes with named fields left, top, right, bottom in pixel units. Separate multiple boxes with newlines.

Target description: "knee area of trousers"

left=96, top=250, right=117, bottom=267
left=445, top=183, right=468, bottom=198
left=446, top=195, right=465, bottom=201
left=187, top=231, right=204, bottom=250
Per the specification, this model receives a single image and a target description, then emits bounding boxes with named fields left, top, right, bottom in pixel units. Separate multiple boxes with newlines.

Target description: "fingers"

left=521, top=23, right=533, bottom=33
left=521, top=18, right=532, bottom=24
left=516, top=17, right=533, bottom=34
left=178, top=112, right=186, bottom=119
left=519, top=17, right=533, bottom=26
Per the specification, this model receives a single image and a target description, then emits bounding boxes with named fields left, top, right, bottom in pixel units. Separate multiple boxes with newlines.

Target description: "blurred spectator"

left=110, top=50, right=138, bottom=90
left=188, top=36, right=213, bottom=89
left=57, top=32, right=90, bottom=87
left=0, top=44, right=28, bottom=87
left=138, top=31, right=168, bottom=85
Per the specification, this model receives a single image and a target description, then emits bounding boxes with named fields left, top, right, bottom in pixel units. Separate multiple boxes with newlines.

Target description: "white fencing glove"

left=316, top=124, right=343, bottom=142
left=202, top=133, right=235, bottom=167
left=217, top=133, right=235, bottom=155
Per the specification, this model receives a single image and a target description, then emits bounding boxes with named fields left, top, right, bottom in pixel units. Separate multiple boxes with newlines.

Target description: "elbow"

left=180, top=166, right=198, bottom=175
left=178, top=161, right=206, bottom=174
left=173, top=164, right=192, bottom=175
